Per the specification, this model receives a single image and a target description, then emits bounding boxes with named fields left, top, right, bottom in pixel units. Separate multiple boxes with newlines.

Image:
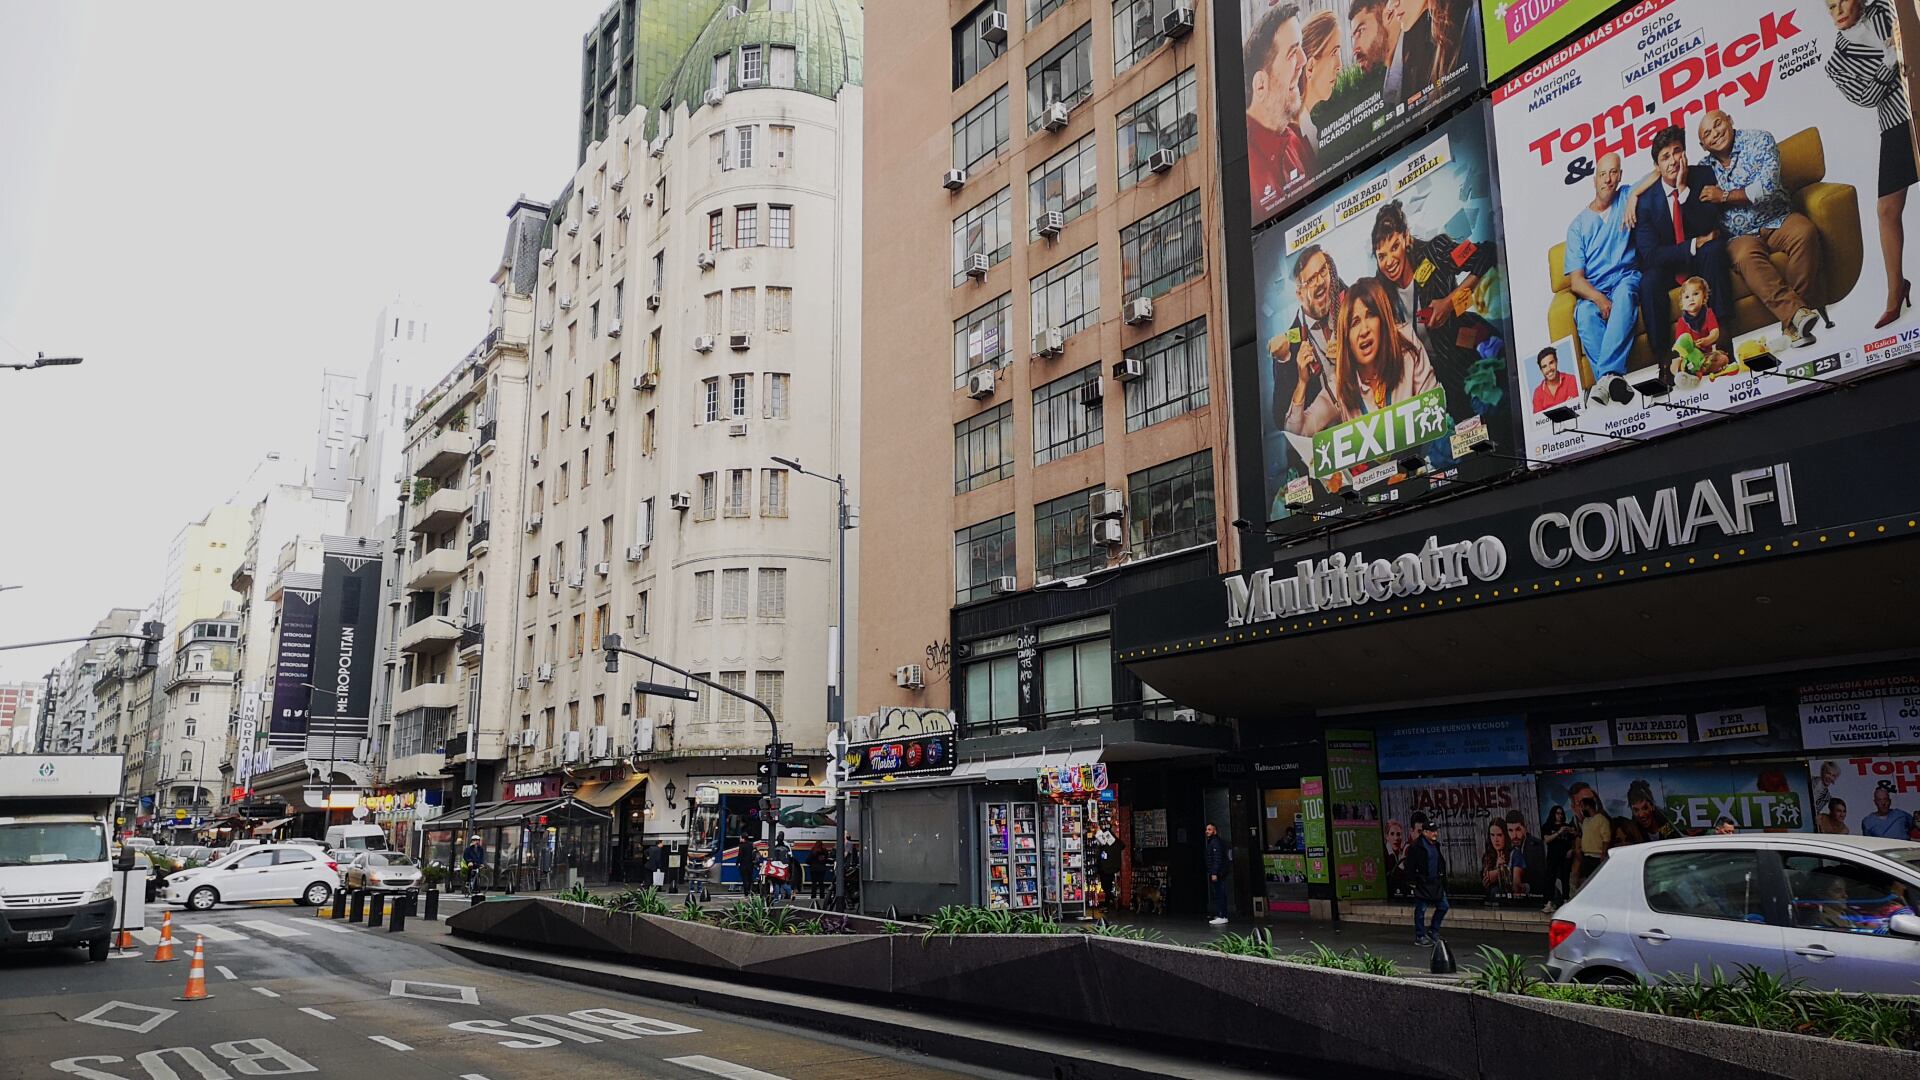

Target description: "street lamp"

left=770, top=454, right=854, bottom=908
left=0, top=352, right=84, bottom=371
left=297, top=682, right=344, bottom=829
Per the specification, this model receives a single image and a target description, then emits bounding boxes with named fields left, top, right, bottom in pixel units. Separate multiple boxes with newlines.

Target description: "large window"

left=1027, top=133, right=1098, bottom=239
left=952, top=188, right=1013, bottom=286
left=722, top=568, right=749, bottom=619
left=768, top=205, right=791, bottom=248
left=953, top=86, right=1011, bottom=172
left=1026, top=23, right=1094, bottom=129
left=1040, top=616, right=1112, bottom=722
left=1121, top=190, right=1204, bottom=303
left=1117, top=68, right=1198, bottom=190
left=959, top=633, right=1021, bottom=734
left=953, top=293, right=1014, bottom=386
left=1026, top=0, right=1067, bottom=29
left=954, top=0, right=1006, bottom=89
left=770, top=46, right=797, bottom=88
left=955, top=514, right=1016, bottom=603
left=955, top=402, right=1015, bottom=493
left=740, top=44, right=764, bottom=85
left=1127, top=451, right=1214, bottom=557
left=757, top=568, right=787, bottom=619
left=693, top=571, right=715, bottom=621
left=735, top=205, right=758, bottom=247
left=1124, top=317, right=1209, bottom=431
left=1035, top=487, right=1099, bottom=583
left=1114, top=0, right=1180, bottom=74
left=1030, top=247, right=1099, bottom=338
left=1032, top=364, right=1104, bottom=465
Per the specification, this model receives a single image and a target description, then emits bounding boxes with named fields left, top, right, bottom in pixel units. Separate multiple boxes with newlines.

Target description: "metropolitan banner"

left=1254, top=105, right=1518, bottom=530
left=1492, top=0, right=1920, bottom=466
left=1241, top=0, right=1483, bottom=226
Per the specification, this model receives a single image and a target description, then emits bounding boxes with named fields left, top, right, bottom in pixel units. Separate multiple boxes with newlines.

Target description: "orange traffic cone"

left=148, top=911, right=178, bottom=962
left=113, top=927, right=135, bottom=950
left=176, top=936, right=211, bottom=1001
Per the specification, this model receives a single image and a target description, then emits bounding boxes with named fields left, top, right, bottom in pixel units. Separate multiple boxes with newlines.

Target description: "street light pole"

left=297, top=682, right=341, bottom=831
left=0, top=352, right=84, bottom=371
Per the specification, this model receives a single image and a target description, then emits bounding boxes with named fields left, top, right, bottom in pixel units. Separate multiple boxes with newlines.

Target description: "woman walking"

left=1825, top=0, right=1916, bottom=327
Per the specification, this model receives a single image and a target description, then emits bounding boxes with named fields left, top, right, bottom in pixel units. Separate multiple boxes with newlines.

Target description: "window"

left=770, top=46, right=796, bottom=88
left=755, top=670, right=785, bottom=722
left=642, top=409, right=656, bottom=454
left=708, top=210, right=724, bottom=250
left=1117, top=68, right=1198, bottom=190
left=702, top=377, right=721, bottom=422
left=601, top=516, right=615, bottom=560
left=641, top=497, right=656, bottom=544
left=954, top=402, right=1014, bottom=493
left=187, top=691, right=200, bottom=704
left=726, top=468, right=751, bottom=517
left=1125, top=317, right=1209, bottom=430
left=705, top=292, right=723, bottom=335
left=735, top=205, right=758, bottom=247
left=722, top=568, right=749, bottom=618
left=699, top=472, right=718, bottom=519
left=734, top=125, right=755, bottom=169
left=1643, top=851, right=1768, bottom=923
left=1783, top=853, right=1920, bottom=935
left=952, top=187, right=1013, bottom=286
left=184, top=719, right=197, bottom=736
left=1032, top=363, right=1104, bottom=465
left=652, top=252, right=666, bottom=292
left=711, top=130, right=729, bottom=173
left=1127, top=450, right=1215, bottom=556
left=730, top=288, right=755, bottom=334
left=1041, top=634, right=1112, bottom=720
left=593, top=603, right=609, bottom=644
left=953, top=86, right=1010, bottom=171
left=690, top=676, right=710, bottom=724
left=1026, top=23, right=1093, bottom=128
left=1030, top=246, right=1099, bottom=338
left=765, top=287, right=793, bottom=332
left=604, top=431, right=615, bottom=473
left=1027, top=0, right=1067, bottom=29
left=740, top=44, right=764, bottom=84
left=955, top=514, right=1016, bottom=602
left=694, top=571, right=715, bottom=621
left=767, top=205, right=791, bottom=248
left=1114, top=0, right=1179, bottom=74
left=654, top=176, right=667, bottom=213
left=570, top=613, right=585, bottom=658
left=1027, top=132, right=1098, bottom=238
left=757, top=568, right=787, bottom=618
left=953, top=293, right=1013, bottom=386
left=761, top=467, right=788, bottom=515
left=770, top=124, right=793, bottom=165
left=557, top=462, right=569, bottom=500
left=1035, top=487, right=1100, bottom=582
left=953, top=1, right=1006, bottom=89
left=730, top=372, right=750, bottom=416
left=718, top=671, right=748, bottom=722
left=635, top=590, right=650, bottom=636
left=960, top=636, right=1021, bottom=733
left=711, top=52, right=731, bottom=93
left=1121, top=190, right=1204, bottom=303
left=580, top=447, right=591, bottom=488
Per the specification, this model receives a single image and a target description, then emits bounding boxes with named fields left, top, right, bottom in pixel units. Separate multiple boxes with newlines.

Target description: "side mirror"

left=113, top=847, right=137, bottom=872
left=1889, top=912, right=1920, bottom=939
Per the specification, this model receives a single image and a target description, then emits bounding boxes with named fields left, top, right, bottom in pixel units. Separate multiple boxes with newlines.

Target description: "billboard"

left=1326, top=729, right=1386, bottom=899
left=1538, top=761, right=1811, bottom=846
left=1480, top=0, right=1618, bottom=81
left=1381, top=773, right=1544, bottom=898
left=267, top=582, right=320, bottom=754
left=309, top=540, right=383, bottom=760
left=1809, top=754, right=1920, bottom=839
left=1798, top=675, right=1920, bottom=749
left=1492, top=0, right=1920, bottom=467
left=1241, top=0, right=1485, bottom=227
left=1253, top=105, right=1519, bottom=529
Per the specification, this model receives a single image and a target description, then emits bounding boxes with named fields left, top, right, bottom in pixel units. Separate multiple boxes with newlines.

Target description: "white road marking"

left=299, top=1007, right=335, bottom=1021
left=235, top=920, right=308, bottom=939
left=251, top=987, right=281, bottom=998
left=460, top=1075, right=491, bottom=1080
left=390, top=979, right=480, bottom=1005
left=180, top=923, right=249, bottom=942
left=368, top=1036, right=413, bottom=1052
left=131, top=928, right=162, bottom=946
left=214, top=966, right=237, bottom=981
left=315, top=921, right=355, bottom=933
left=665, top=1056, right=791, bottom=1080
left=73, top=1001, right=176, bottom=1034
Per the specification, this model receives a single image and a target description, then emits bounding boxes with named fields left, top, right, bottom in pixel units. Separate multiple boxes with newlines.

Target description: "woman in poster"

left=1289, top=276, right=1439, bottom=434
left=1480, top=818, right=1512, bottom=897
left=1825, top=0, right=1917, bottom=326
left=1541, top=805, right=1577, bottom=907
left=1298, top=11, right=1343, bottom=153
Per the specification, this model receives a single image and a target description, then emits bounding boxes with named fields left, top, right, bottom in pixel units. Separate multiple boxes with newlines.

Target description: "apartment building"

left=0, top=681, right=45, bottom=753
left=856, top=1, right=1234, bottom=914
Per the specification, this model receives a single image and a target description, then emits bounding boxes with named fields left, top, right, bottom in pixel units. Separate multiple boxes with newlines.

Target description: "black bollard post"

left=423, top=887, right=440, bottom=922
left=348, top=889, right=366, bottom=923
left=367, top=892, right=387, bottom=929
left=331, top=888, right=347, bottom=920
left=388, top=895, right=407, bottom=932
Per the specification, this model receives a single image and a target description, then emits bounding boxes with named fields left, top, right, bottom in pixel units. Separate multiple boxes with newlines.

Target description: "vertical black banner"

left=310, top=542, right=382, bottom=758
left=267, top=586, right=320, bottom=753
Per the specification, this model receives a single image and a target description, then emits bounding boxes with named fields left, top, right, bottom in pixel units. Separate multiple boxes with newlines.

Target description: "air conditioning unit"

left=1093, top=519, right=1125, bottom=546
left=567, top=218, right=580, bottom=236
left=1080, top=378, right=1103, bottom=406
left=693, top=334, right=716, bottom=353
left=1125, top=296, right=1155, bottom=325
left=697, top=250, right=716, bottom=270
left=670, top=491, right=692, bottom=511
left=616, top=204, right=631, bottom=221
left=1042, top=102, right=1071, bottom=132
left=539, top=318, right=555, bottom=332
left=1032, top=327, right=1065, bottom=358
left=964, top=252, right=990, bottom=279
left=529, top=451, right=541, bottom=466
left=649, top=137, right=667, bottom=159
left=1089, top=488, right=1125, bottom=519
left=548, top=579, right=561, bottom=595
left=594, top=561, right=610, bottom=577
left=966, top=368, right=996, bottom=399
left=1112, top=357, right=1145, bottom=382
left=633, top=371, right=659, bottom=391
left=980, top=9, right=1008, bottom=44
left=1035, top=210, right=1065, bottom=238
left=602, top=395, right=615, bottom=413
left=562, top=729, right=582, bottom=763
left=645, top=292, right=661, bottom=311
left=642, top=191, right=654, bottom=206
left=568, top=570, right=585, bottom=589
left=580, top=412, right=593, bottom=430
left=559, top=294, right=574, bottom=311
left=1163, top=5, right=1195, bottom=38
left=1148, top=147, right=1178, bottom=174
left=609, top=173, right=625, bottom=191
left=514, top=674, right=531, bottom=690
left=606, top=318, right=622, bottom=339
left=989, top=575, right=1018, bottom=595
left=539, top=248, right=556, bottom=266
left=525, top=513, right=544, bottom=532
left=537, top=663, right=555, bottom=683
left=727, top=421, right=750, bottom=437
left=519, top=729, right=539, bottom=747
left=895, top=665, right=925, bottom=690
left=590, top=726, right=610, bottom=759
left=625, top=544, right=648, bottom=562
left=943, top=168, right=967, bottom=191
left=704, top=87, right=726, bottom=107
left=586, top=199, right=600, bottom=216
left=728, top=332, right=751, bottom=351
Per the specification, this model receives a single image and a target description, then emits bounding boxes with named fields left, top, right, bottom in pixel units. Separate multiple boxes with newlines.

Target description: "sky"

left=0, top=0, right=607, bottom=685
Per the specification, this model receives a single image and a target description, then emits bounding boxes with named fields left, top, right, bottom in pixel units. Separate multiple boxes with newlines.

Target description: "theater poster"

left=1253, top=105, right=1519, bottom=531
left=1492, top=0, right=1920, bottom=467
left=1381, top=773, right=1543, bottom=897
left=1240, top=0, right=1484, bottom=226
left=1481, top=0, right=1619, bottom=81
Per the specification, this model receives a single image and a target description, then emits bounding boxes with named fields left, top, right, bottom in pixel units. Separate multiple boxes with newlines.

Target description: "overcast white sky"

left=0, top=0, right=606, bottom=685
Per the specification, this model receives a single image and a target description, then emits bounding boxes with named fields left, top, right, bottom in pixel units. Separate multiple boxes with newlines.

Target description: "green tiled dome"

left=662, top=0, right=863, bottom=123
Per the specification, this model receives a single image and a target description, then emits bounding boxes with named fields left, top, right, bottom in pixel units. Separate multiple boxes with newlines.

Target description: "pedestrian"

left=770, top=833, right=794, bottom=901
left=461, top=835, right=485, bottom=892
left=735, top=835, right=757, bottom=894
left=806, top=844, right=828, bottom=903
left=646, top=837, right=668, bottom=888
left=1406, top=813, right=1448, bottom=946
left=1203, top=822, right=1231, bottom=926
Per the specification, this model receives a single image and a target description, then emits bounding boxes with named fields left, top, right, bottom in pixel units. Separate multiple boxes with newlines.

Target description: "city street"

left=0, top=903, right=997, bottom=1080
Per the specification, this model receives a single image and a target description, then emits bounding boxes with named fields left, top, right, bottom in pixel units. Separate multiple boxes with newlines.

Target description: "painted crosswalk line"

left=234, top=920, right=308, bottom=939
left=665, top=1057, right=791, bottom=1080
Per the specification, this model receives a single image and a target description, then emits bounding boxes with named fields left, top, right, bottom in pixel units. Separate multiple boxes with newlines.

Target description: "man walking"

left=1203, top=822, right=1231, bottom=926
left=1696, top=110, right=1822, bottom=348
left=1564, top=152, right=1642, bottom=404
left=1406, top=813, right=1448, bottom=945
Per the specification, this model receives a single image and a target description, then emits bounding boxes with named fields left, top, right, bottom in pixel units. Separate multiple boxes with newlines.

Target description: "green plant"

left=447, top=408, right=468, bottom=431
left=410, top=477, right=440, bottom=506
left=553, top=882, right=599, bottom=906
left=1203, top=928, right=1278, bottom=960
left=1463, top=946, right=1538, bottom=995
left=421, top=864, right=449, bottom=887
left=1081, top=922, right=1162, bottom=942
left=608, top=886, right=672, bottom=916
left=675, top=893, right=706, bottom=922
left=880, top=921, right=902, bottom=935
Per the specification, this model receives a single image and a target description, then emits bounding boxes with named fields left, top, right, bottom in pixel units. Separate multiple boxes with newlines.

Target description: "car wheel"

left=188, top=886, right=219, bottom=911
left=303, top=882, right=333, bottom=907
left=88, top=936, right=110, bottom=963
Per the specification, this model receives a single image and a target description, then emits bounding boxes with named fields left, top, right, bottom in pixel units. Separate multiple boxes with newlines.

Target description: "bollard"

left=331, top=889, right=348, bottom=920
left=423, top=887, right=440, bottom=922
left=401, top=889, right=416, bottom=918
left=388, top=895, right=408, bottom=932
left=367, top=892, right=387, bottom=929
left=348, top=889, right=366, bottom=923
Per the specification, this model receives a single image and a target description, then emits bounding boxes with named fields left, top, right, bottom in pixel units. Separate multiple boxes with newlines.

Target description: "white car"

left=165, top=843, right=341, bottom=911
left=342, top=852, right=422, bottom=892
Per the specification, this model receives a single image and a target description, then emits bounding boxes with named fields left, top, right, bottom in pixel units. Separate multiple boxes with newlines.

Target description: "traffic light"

left=602, top=633, right=621, bottom=672
left=139, top=621, right=162, bottom=669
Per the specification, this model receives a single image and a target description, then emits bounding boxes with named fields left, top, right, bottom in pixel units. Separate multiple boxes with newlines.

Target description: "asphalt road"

left=0, top=901, right=1001, bottom=1080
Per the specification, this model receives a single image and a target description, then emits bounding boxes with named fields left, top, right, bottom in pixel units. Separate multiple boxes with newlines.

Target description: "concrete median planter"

left=448, top=897, right=1915, bottom=1079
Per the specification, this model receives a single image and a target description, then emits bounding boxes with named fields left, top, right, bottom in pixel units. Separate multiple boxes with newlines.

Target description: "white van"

left=324, top=824, right=388, bottom=853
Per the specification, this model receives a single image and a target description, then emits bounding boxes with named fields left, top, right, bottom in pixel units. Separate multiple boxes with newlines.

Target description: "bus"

left=686, top=780, right=846, bottom=887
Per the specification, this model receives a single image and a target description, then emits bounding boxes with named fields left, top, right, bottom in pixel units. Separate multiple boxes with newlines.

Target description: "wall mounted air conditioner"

left=529, top=451, right=541, bottom=466
left=559, top=294, right=574, bottom=311
left=590, top=726, right=609, bottom=759
left=728, top=332, right=751, bottom=351
left=1042, top=102, right=1070, bottom=132
left=966, top=369, right=996, bottom=399
left=594, top=561, right=610, bottom=577
left=703, top=87, right=726, bottom=107
left=1080, top=378, right=1103, bottom=406
left=514, top=674, right=531, bottom=690
left=1163, top=6, right=1195, bottom=38
left=625, top=544, right=647, bottom=562
left=964, top=252, right=990, bottom=279
left=642, top=191, right=655, bottom=206
left=607, top=318, right=623, bottom=338
left=539, top=318, right=554, bottom=332
left=539, top=248, right=556, bottom=266
left=548, top=579, right=561, bottom=595
left=1089, top=488, right=1124, bottom=519
left=633, top=371, right=659, bottom=391
left=697, top=250, right=717, bottom=270
left=519, top=729, right=539, bottom=747
left=1093, top=519, right=1125, bottom=546
left=525, top=513, right=543, bottom=532
left=943, top=168, right=967, bottom=191
left=567, top=218, right=580, bottom=236
left=1112, top=357, right=1145, bottom=382
left=567, top=570, right=585, bottom=589
left=645, top=292, right=661, bottom=310
left=1032, top=327, right=1065, bottom=358
left=1125, top=297, right=1155, bottom=324
left=649, top=136, right=666, bottom=157
left=610, top=173, right=625, bottom=191
left=670, top=491, right=692, bottom=510
left=895, top=665, right=925, bottom=690
left=536, top=663, right=555, bottom=683
left=561, top=729, right=582, bottom=763
left=980, top=9, right=1008, bottom=44
left=1035, top=210, right=1065, bottom=238
left=989, top=576, right=1018, bottom=595
left=693, top=334, right=716, bottom=353
left=1148, top=147, right=1178, bottom=174
left=586, top=199, right=600, bottom=216
left=727, top=421, right=750, bottom=437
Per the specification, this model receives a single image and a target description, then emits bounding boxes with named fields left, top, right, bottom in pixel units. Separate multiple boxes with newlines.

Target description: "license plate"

left=26, top=930, right=53, bottom=943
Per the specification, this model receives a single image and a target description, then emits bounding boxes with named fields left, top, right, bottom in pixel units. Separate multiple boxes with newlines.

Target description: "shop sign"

left=506, top=776, right=562, bottom=801
left=1614, top=715, right=1689, bottom=747
left=1549, top=720, right=1610, bottom=753
left=1037, top=762, right=1110, bottom=797
left=1375, top=716, right=1530, bottom=773
left=842, top=731, right=956, bottom=784
left=1300, top=778, right=1330, bottom=884
left=1799, top=677, right=1920, bottom=750
left=1695, top=707, right=1770, bottom=743
left=1810, top=756, right=1920, bottom=838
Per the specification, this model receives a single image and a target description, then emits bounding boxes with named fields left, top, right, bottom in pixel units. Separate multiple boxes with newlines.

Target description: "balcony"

left=398, top=615, right=461, bottom=655
left=467, top=519, right=491, bottom=557
left=413, top=427, right=475, bottom=479
left=477, top=418, right=498, bottom=451
left=410, top=486, right=471, bottom=535
left=393, top=681, right=459, bottom=714
left=405, top=546, right=464, bottom=592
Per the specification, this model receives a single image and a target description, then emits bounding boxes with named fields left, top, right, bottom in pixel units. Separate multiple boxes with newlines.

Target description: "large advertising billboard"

left=310, top=541, right=383, bottom=761
left=1492, top=0, right=1920, bottom=466
left=267, top=582, right=320, bottom=755
left=1253, top=105, right=1519, bottom=529
left=1538, top=761, right=1812, bottom=842
left=1381, top=773, right=1544, bottom=898
left=1241, top=0, right=1485, bottom=227
left=1480, top=0, right=1618, bottom=82
left=1809, top=754, right=1920, bottom=839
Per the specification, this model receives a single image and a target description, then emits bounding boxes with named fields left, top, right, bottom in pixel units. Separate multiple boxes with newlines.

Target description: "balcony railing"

left=468, top=518, right=491, bottom=554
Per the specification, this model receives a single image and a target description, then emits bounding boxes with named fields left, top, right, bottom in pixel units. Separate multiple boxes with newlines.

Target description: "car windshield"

left=1886, top=848, right=1920, bottom=875
left=368, top=854, right=415, bottom=867
left=0, top=821, right=109, bottom=867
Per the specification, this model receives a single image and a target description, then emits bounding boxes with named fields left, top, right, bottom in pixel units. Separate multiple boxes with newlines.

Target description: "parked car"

left=163, top=844, right=341, bottom=911
left=1548, top=834, right=1920, bottom=994
left=284, top=838, right=330, bottom=851
left=342, top=852, right=422, bottom=892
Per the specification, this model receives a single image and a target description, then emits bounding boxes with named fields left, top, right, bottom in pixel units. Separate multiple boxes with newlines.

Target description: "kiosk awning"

left=954, top=747, right=1102, bottom=782
left=573, top=774, right=646, bottom=808
left=251, top=817, right=292, bottom=837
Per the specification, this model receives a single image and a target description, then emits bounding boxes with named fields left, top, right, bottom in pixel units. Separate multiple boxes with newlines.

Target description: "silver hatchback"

left=1547, top=834, right=1920, bottom=994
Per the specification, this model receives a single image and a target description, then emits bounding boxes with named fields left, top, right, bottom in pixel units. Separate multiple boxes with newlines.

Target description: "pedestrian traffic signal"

left=139, top=621, right=162, bottom=669
left=602, top=633, right=621, bottom=672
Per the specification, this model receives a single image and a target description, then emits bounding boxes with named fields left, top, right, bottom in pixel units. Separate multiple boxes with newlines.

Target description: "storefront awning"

left=954, top=747, right=1102, bottom=782
left=573, top=774, right=646, bottom=809
left=427, top=797, right=615, bottom=831
left=251, top=817, right=292, bottom=837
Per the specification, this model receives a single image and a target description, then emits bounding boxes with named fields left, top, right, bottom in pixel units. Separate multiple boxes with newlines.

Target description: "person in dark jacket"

left=1204, top=822, right=1232, bottom=926
left=805, top=844, right=828, bottom=903
left=645, top=838, right=667, bottom=887
left=461, top=836, right=485, bottom=891
left=735, top=836, right=757, bottom=894
left=1407, top=813, right=1449, bottom=945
